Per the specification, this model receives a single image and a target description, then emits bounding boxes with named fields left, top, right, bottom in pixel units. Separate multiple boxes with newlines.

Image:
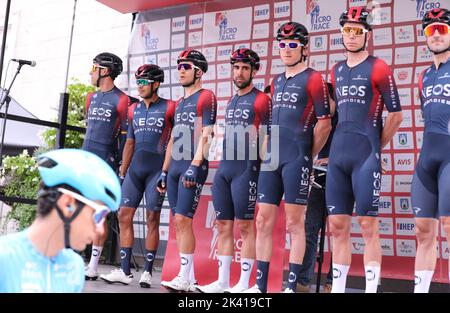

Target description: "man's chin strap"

left=96, top=69, right=112, bottom=88
left=343, top=33, right=368, bottom=53
left=286, top=46, right=307, bottom=67
left=431, top=45, right=450, bottom=55
left=54, top=202, right=84, bottom=249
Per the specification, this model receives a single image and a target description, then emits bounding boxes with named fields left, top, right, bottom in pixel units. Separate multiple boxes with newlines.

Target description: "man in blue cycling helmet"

left=0, top=149, right=121, bottom=292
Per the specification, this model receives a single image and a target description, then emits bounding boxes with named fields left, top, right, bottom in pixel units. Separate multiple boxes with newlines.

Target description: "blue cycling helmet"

left=37, top=149, right=121, bottom=211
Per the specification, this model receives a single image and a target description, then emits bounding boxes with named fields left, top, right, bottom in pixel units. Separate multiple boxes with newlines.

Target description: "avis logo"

left=216, top=12, right=237, bottom=41
left=307, top=0, right=331, bottom=31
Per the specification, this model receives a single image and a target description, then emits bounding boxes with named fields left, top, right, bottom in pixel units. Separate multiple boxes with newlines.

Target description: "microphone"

left=11, top=59, right=36, bottom=67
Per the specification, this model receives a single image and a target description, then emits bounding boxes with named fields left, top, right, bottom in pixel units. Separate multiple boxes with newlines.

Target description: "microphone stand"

left=0, top=62, right=24, bottom=167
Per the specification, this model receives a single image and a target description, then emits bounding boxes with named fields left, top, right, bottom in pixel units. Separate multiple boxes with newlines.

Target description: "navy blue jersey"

left=418, top=58, right=450, bottom=137
left=331, top=55, right=401, bottom=149
left=270, top=68, right=330, bottom=163
left=318, top=112, right=338, bottom=159
left=127, top=98, right=175, bottom=155
left=222, top=87, right=271, bottom=161
left=84, top=87, right=129, bottom=149
left=172, top=89, right=217, bottom=161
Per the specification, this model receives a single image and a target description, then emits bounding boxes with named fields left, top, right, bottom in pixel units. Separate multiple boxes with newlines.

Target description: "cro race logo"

left=216, top=12, right=237, bottom=41
left=414, top=0, right=442, bottom=18
left=141, top=24, right=158, bottom=51
left=307, top=0, right=331, bottom=31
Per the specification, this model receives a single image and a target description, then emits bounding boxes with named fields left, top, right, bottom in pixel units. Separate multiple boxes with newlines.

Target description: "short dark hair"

left=264, top=85, right=271, bottom=94
left=36, top=182, right=83, bottom=218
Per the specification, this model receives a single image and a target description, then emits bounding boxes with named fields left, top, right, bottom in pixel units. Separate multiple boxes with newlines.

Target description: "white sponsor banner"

left=162, top=69, right=171, bottom=85
left=395, top=25, right=415, bottom=44
left=217, top=81, right=232, bottom=98
left=398, top=88, right=412, bottom=107
left=157, top=53, right=170, bottom=68
left=171, top=33, right=185, bottom=50
left=203, top=8, right=252, bottom=45
left=381, top=153, right=392, bottom=171
left=203, top=64, right=216, bottom=81
left=395, top=46, right=415, bottom=65
left=416, top=45, right=434, bottom=63
left=349, top=0, right=367, bottom=5
left=130, top=56, right=144, bottom=72
left=234, top=42, right=251, bottom=51
left=292, top=0, right=346, bottom=33
left=253, top=23, right=269, bottom=40
left=271, top=58, right=285, bottom=75
left=253, top=78, right=266, bottom=92
left=172, top=16, right=186, bottom=32
left=394, top=175, right=413, bottom=193
left=160, top=208, right=171, bottom=224
left=204, top=82, right=216, bottom=94
left=329, top=32, right=344, bottom=50
left=415, top=66, right=429, bottom=84
left=188, top=31, right=202, bottom=47
left=258, top=60, right=268, bottom=76
left=130, top=19, right=171, bottom=54
left=393, top=131, right=414, bottom=149
left=379, top=196, right=393, bottom=214
left=171, top=68, right=179, bottom=85
left=396, top=239, right=416, bottom=257
left=400, top=109, right=413, bottom=128
left=159, top=87, right=170, bottom=99
left=274, top=1, right=291, bottom=18
left=381, top=174, right=392, bottom=193
left=416, top=24, right=426, bottom=42
left=309, top=54, right=327, bottom=72
left=144, top=54, right=156, bottom=65
left=373, top=27, right=392, bottom=46
left=159, top=225, right=169, bottom=241
left=351, top=216, right=361, bottom=234
left=442, top=241, right=449, bottom=260
left=394, top=196, right=413, bottom=215
left=254, top=4, right=270, bottom=21
left=394, top=153, right=415, bottom=171
left=217, top=100, right=227, bottom=116
left=381, top=239, right=395, bottom=256
left=351, top=237, right=365, bottom=255
left=394, top=0, right=444, bottom=23
left=216, top=63, right=231, bottom=80
left=252, top=41, right=269, bottom=58
left=416, top=130, right=424, bottom=149
left=394, top=67, right=413, bottom=85
left=171, top=51, right=182, bottom=67
left=172, top=86, right=184, bottom=100
left=414, top=109, right=424, bottom=127
left=329, top=53, right=346, bottom=70
left=374, top=48, right=393, bottom=66
left=379, top=218, right=394, bottom=235
left=396, top=218, right=416, bottom=236
left=217, top=45, right=233, bottom=61
left=310, top=35, right=328, bottom=52
left=201, top=47, right=216, bottom=63
left=189, top=14, right=203, bottom=30
left=413, top=87, right=421, bottom=107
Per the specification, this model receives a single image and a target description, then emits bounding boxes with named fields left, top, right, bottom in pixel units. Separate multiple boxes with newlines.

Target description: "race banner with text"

left=125, top=0, right=450, bottom=288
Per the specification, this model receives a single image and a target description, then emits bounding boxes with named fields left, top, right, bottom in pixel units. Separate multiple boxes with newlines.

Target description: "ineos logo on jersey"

left=135, top=117, right=164, bottom=127
left=274, top=92, right=299, bottom=103
left=336, top=85, right=367, bottom=97
left=423, top=84, right=450, bottom=98
left=227, top=109, right=250, bottom=120
left=176, top=112, right=196, bottom=123
left=89, top=107, right=112, bottom=118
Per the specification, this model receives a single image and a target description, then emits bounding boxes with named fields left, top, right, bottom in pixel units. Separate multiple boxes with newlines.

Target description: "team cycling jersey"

left=0, top=230, right=85, bottom=292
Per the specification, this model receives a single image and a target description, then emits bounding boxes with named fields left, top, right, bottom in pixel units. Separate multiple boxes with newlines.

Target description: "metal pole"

left=55, top=92, right=69, bottom=149
left=64, top=0, right=77, bottom=93
left=0, top=0, right=11, bottom=85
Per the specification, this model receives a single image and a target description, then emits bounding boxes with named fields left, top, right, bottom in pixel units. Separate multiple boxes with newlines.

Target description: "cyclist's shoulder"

left=0, top=231, right=28, bottom=258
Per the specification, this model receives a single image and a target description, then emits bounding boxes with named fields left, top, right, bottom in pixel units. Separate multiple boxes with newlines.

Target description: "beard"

left=427, top=41, right=450, bottom=55
left=234, top=77, right=253, bottom=89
